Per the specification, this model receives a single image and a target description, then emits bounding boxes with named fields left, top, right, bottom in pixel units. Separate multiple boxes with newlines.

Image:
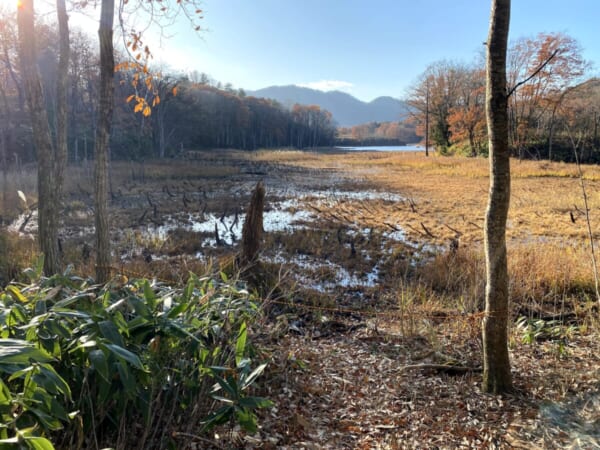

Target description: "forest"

left=406, top=32, right=599, bottom=161
left=336, top=121, right=418, bottom=147
left=0, top=13, right=337, bottom=168
left=0, top=0, right=599, bottom=449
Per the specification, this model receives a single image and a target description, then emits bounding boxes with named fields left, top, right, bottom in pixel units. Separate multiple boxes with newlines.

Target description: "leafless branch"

left=507, top=49, right=559, bottom=98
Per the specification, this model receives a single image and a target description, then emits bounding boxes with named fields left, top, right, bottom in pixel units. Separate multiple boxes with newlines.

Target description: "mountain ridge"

left=247, top=85, right=410, bottom=127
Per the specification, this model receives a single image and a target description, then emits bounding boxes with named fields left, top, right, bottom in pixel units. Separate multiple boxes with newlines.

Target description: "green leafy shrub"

left=516, top=316, right=578, bottom=345
left=0, top=264, right=271, bottom=449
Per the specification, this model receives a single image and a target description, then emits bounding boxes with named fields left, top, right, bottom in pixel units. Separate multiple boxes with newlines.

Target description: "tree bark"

left=94, top=0, right=115, bottom=283
left=482, top=0, right=513, bottom=394
left=240, top=181, right=265, bottom=267
left=55, top=0, right=70, bottom=209
left=425, top=79, right=430, bottom=156
left=1, top=36, right=25, bottom=113
left=0, top=80, right=10, bottom=208
left=17, top=0, right=60, bottom=275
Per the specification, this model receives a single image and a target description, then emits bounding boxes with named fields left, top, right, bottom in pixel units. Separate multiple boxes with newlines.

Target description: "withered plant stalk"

left=568, top=126, right=600, bottom=305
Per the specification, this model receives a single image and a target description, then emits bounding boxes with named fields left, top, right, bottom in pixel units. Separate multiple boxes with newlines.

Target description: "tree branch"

left=507, top=49, right=559, bottom=98
left=400, top=364, right=482, bottom=374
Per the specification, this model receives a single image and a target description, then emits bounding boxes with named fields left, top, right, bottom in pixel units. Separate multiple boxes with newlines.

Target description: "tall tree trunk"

left=482, top=0, right=513, bottom=394
left=593, top=110, right=598, bottom=151
left=94, top=0, right=115, bottom=283
left=158, top=112, right=166, bottom=158
left=469, top=129, right=476, bottom=157
left=55, top=0, right=69, bottom=232
left=0, top=129, right=6, bottom=210
left=17, top=0, right=60, bottom=275
left=1, top=40, right=25, bottom=112
left=548, top=110, right=555, bottom=161
left=0, top=82, right=10, bottom=208
left=425, top=79, right=430, bottom=156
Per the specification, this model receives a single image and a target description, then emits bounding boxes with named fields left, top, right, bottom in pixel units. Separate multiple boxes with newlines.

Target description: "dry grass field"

left=252, top=149, right=600, bottom=312
left=255, top=149, right=600, bottom=244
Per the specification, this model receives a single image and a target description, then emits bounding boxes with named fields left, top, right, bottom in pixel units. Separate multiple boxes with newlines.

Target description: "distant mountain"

left=247, top=85, right=410, bottom=127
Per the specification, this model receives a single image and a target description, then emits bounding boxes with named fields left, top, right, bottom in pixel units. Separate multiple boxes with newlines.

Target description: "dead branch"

left=214, top=222, right=222, bottom=246
left=444, top=223, right=462, bottom=236
left=408, top=197, right=418, bottom=213
left=400, top=364, right=482, bottom=374
left=467, top=221, right=483, bottom=230
left=18, top=211, right=33, bottom=233
left=420, top=222, right=436, bottom=238
left=171, top=432, right=223, bottom=449
left=405, top=223, right=426, bottom=237
left=182, top=193, right=191, bottom=209
left=145, top=192, right=155, bottom=208
left=137, top=209, right=148, bottom=225
left=164, top=185, right=176, bottom=197
left=384, top=222, right=401, bottom=232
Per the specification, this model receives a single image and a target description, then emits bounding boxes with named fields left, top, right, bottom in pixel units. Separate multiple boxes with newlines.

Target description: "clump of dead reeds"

left=508, top=241, right=596, bottom=316
left=0, top=231, right=38, bottom=285
left=417, top=245, right=486, bottom=313
left=414, top=240, right=596, bottom=322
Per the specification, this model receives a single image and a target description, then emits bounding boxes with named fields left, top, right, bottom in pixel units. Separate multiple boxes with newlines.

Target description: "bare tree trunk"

left=152, top=109, right=166, bottom=158
left=425, top=79, right=430, bottom=157
left=593, top=110, right=598, bottom=150
left=482, top=0, right=513, bottom=394
left=94, top=0, right=115, bottom=283
left=55, top=0, right=69, bottom=208
left=0, top=131, right=6, bottom=210
left=548, top=104, right=558, bottom=161
left=17, top=0, right=60, bottom=275
left=1, top=38, right=25, bottom=113
left=0, top=82, right=10, bottom=209
left=469, top=130, right=477, bottom=157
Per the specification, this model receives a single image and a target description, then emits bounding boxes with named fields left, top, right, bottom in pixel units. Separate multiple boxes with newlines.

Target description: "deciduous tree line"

left=115, top=74, right=337, bottom=157
left=408, top=32, right=598, bottom=161
left=337, top=121, right=417, bottom=146
left=0, top=11, right=337, bottom=170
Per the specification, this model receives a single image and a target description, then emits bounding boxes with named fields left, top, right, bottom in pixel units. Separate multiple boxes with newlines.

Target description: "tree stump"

left=240, top=181, right=265, bottom=268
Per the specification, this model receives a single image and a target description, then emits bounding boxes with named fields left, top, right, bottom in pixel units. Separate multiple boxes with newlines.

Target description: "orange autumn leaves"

left=408, top=32, right=588, bottom=155
left=116, top=63, right=178, bottom=117
left=116, top=31, right=179, bottom=117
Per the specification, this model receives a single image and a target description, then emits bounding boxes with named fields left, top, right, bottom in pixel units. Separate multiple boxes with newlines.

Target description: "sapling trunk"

left=568, top=126, right=600, bottom=305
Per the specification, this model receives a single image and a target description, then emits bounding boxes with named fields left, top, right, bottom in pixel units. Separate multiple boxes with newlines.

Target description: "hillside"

left=248, top=85, right=410, bottom=127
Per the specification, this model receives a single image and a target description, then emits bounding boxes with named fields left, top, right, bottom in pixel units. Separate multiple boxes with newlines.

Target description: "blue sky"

left=77, top=1, right=599, bottom=101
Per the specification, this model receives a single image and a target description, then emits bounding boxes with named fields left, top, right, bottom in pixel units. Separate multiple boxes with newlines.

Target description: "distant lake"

left=335, top=144, right=425, bottom=152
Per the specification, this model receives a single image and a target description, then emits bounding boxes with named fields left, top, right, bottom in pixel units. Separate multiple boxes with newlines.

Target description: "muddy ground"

left=13, top=150, right=433, bottom=301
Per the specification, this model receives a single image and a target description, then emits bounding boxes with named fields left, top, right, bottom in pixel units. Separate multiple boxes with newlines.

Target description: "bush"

left=0, top=262, right=271, bottom=449
left=0, top=231, right=38, bottom=286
